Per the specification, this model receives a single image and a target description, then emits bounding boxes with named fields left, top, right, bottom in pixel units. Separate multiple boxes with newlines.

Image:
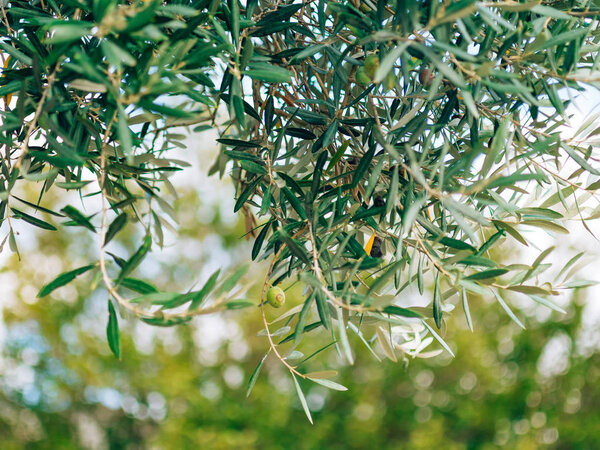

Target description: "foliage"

left=1, top=0, right=600, bottom=410
left=0, top=189, right=599, bottom=449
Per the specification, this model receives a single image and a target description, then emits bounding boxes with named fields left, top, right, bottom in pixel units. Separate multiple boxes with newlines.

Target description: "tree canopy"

left=1, top=0, right=600, bottom=417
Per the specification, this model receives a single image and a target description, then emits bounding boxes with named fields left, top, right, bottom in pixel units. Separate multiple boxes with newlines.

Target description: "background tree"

left=0, top=176, right=598, bottom=448
left=1, top=0, right=600, bottom=417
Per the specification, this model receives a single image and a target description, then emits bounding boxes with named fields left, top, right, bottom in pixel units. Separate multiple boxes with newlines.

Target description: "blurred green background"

left=1, top=141, right=599, bottom=450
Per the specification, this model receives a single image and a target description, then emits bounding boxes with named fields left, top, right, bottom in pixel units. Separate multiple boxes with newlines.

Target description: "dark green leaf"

left=107, top=300, right=121, bottom=359
left=105, top=213, right=128, bottom=245
left=120, top=277, right=159, bottom=295
left=464, top=268, right=509, bottom=281
left=190, top=268, right=221, bottom=310
left=282, top=187, right=307, bottom=220
left=246, top=351, right=269, bottom=397
left=351, top=147, right=375, bottom=188
left=382, top=305, right=423, bottom=318
left=61, top=205, right=95, bottom=232
left=234, top=177, right=263, bottom=212
left=433, top=274, right=442, bottom=328
left=11, top=208, right=57, bottom=231
left=115, top=235, right=152, bottom=285
left=38, top=264, right=96, bottom=297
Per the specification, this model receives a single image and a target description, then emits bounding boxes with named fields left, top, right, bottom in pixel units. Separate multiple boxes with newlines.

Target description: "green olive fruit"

left=363, top=54, right=380, bottom=79
left=355, top=67, right=371, bottom=86
left=266, top=286, right=285, bottom=308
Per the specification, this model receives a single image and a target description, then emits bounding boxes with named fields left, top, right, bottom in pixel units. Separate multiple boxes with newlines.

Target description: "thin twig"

left=97, top=111, right=234, bottom=320
left=15, top=67, right=59, bottom=169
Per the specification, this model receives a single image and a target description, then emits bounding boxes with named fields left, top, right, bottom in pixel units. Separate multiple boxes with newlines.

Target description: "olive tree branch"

left=97, top=111, right=236, bottom=320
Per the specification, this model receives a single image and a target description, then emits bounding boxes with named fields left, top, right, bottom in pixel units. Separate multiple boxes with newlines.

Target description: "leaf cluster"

left=2, top=0, right=600, bottom=412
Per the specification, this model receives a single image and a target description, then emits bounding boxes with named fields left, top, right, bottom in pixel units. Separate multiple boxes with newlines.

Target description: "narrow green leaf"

left=557, top=251, right=584, bottom=281
left=352, top=147, right=375, bottom=188
left=234, top=177, right=262, bottom=212
left=519, top=207, right=563, bottom=219
left=129, top=292, right=181, bottom=305
left=311, top=150, right=328, bottom=200
left=364, top=156, right=385, bottom=200
left=55, top=181, right=93, bottom=190
left=507, top=285, right=551, bottom=295
left=386, top=166, right=398, bottom=216
left=347, top=322, right=382, bottom=362
left=376, top=326, right=397, bottom=362
left=190, top=269, right=221, bottom=310
left=38, top=264, right=96, bottom=297
left=246, top=351, right=270, bottom=397
left=217, top=138, right=262, bottom=148
left=313, top=119, right=338, bottom=153
left=0, top=41, right=32, bottom=65
left=285, top=127, right=317, bottom=140
left=315, top=290, right=332, bottom=330
left=107, top=300, right=121, bottom=359
left=562, top=143, right=600, bottom=176
left=481, top=119, right=507, bottom=179
left=492, top=290, right=526, bottom=329
left=531, top=27, right=588, bottom=52
left=117, top=104, right=132, bottom=156
left=562, top=280, right=598, bottom=289
left=462, top=288, right=473, bottom=331
left=141, top=316, right=191, bottom=327
left=279, top=230, right=311, bottom=265
left=369, top=261, right=402, bottom=294
left=293, top=375, right=313, bottom=424
left=240, top=160, right=268, bottom=176
left=299, top=342, right=337, bottom=365
left=433, top=274, right=442, bottom=328
left=308, top=377, right=348, bottom=391
left=417, top=254, right=424, bottom=295
left=530, top=4, right=571, bottom=19
left=11, top=196, right=64, bottom=217
left=225, top=300, right=255, bottom=309
left=522, top=219, right=569, bottom=234
left=282, top=187, right=307, bottom=219
left=105, top=213, right=128, bottom=245
left=45, top=22, right=92, bottom=44
left=382, top=305, right=423, bottom=318
left=61, top=205, right=95, bottom=232
left=217, top=264, right=248, bottom=295
left=528, top=294, right=567, bottom=314
left=337, top=309, right=354, bottom=365
left=458, top=255, right=497, bottom=267
left=11, top=208, right=57, bottom=231
left=294, top=292, right=315, bottom=344
left=245, top=65, right=293, bottom=83
left=492, top=220, right=529, bottom=246
left=422, top=320, right=455, bottom=357
left=464, top=268, right=509, bottom=281
left=439, top=236, right=476, bottom=252
left=120, top=277, right=158, bottom=294
left=256, top=3, right=302, bottom=26
left=289, top=44, right=327, bottom=63
left=252, top=221, right=271, bottom=260
left=101, top=40, right=136, bottom=67
left=115, top=235, right=152, bottom=285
